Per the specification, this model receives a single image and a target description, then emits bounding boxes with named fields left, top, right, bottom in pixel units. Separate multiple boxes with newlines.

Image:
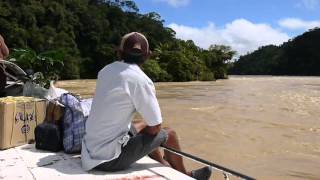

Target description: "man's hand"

left=141, top=124, right=161, bottom=136
left=132, top=119, right=162, bottom=136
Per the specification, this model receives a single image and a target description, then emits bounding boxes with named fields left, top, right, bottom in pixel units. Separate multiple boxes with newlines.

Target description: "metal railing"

left=161, top=145, right=256, bottom=180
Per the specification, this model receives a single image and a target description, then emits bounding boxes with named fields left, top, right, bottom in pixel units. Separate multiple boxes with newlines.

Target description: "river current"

left=58, top=76, right=320, bottom=180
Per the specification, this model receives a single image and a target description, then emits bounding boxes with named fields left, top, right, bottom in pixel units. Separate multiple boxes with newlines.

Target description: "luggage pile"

left=0, top=92, right=92, bottom=154
left=1, top=57, right=91, bottom=153
left=35, top=93, right=92, bottom=153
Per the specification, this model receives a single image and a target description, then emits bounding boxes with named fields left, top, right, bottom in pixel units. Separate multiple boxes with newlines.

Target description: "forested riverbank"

left=230, top=28, right=320, bottom=76
left=0, top=0, right=235, bottom=82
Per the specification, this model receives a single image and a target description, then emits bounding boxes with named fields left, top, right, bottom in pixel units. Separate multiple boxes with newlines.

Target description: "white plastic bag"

left=45, top=81, right=69, bottom=100
left=23, top=81, right=48, bottom=98
left=80, top=98, right=93, bottom=117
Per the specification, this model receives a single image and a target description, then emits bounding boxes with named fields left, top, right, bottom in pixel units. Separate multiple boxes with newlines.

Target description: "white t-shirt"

left=81, top=61, right=163, bottom=171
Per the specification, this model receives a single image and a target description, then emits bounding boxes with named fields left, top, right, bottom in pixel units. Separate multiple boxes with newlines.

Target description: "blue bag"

left=60, top=93, right=87, bottom=153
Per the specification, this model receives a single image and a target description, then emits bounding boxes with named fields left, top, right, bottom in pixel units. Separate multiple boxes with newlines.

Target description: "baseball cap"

left=119, top=32, right=149, bottom=57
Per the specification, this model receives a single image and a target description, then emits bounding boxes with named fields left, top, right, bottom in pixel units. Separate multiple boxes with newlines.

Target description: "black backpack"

left=35, top=122, right=63, bottom=152
left=35, top=100, right=64, bottom=152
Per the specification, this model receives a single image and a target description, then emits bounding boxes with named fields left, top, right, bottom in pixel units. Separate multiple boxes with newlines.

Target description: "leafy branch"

left=9, top=48, right=64, bottom=88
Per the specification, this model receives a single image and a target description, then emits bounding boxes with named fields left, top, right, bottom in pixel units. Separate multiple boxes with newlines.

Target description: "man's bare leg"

left=162, top=127, right=190, bottom=175
left=132, top=120, right=170, bottom=166
left=148, top=149, right=171, bottom=166
left=141, top=127, right=189, bottom=174
left=133, top=121, right=211, bottom=179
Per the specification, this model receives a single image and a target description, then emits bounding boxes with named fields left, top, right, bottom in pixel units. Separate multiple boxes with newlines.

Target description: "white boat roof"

left=0, top=144, right=194, bottom=180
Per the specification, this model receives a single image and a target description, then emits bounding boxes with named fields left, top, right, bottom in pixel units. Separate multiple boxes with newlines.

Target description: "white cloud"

left=154, top=0, right=190, bottom=7
left=296, top=0, right=320, bottom=9
left=278, top=18, right=320, bottom=30
left=168, top=19, right=290, bottom=55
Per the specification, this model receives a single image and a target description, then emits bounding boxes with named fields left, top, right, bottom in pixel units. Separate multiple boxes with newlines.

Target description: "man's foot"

left=191, top=166, right=212, bottom=180
left=159, top=159, right=171, bottom=167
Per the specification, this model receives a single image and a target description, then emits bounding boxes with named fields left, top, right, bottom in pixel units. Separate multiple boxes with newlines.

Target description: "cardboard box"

left=0, top=97, right=46, bottom=149
left=45, top=101, right=65, bottom=123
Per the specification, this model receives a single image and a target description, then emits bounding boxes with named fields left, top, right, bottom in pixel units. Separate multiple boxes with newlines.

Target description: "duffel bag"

left=59, top=93, right=87, bottom=154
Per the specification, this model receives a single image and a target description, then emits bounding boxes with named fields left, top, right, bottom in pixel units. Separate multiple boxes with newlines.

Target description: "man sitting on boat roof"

left=81, top=32, right=212, bottom=180
left=0, top=34, right=10, bottom=97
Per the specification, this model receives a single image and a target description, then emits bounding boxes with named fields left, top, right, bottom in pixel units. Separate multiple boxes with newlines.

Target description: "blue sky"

left=134, top=0, right=320, bottom=55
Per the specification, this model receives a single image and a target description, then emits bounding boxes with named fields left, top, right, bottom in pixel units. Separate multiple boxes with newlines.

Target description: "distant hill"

left=230, top=28, right=320, bottom=76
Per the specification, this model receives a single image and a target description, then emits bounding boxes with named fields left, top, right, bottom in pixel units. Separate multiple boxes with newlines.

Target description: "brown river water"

left=57, top=76, right=320, bottom=180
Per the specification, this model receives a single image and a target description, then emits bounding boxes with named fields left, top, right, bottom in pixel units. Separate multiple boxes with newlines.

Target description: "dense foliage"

left=0, top=0, right=235, bottom=81
left=9, top=48, right=64, bottom=88
left=230, top=28, right=320, bottom=75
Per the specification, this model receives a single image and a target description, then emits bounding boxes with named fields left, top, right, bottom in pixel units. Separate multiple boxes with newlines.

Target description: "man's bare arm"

left=0, top=35, right=9, bottom=59
left=141, top=124, right=161, bottom=136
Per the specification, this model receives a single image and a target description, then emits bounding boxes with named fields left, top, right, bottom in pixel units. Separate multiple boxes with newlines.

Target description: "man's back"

left=80, top=32, right=211, bottom=180
left=81, top=61, right=161, bottom=171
